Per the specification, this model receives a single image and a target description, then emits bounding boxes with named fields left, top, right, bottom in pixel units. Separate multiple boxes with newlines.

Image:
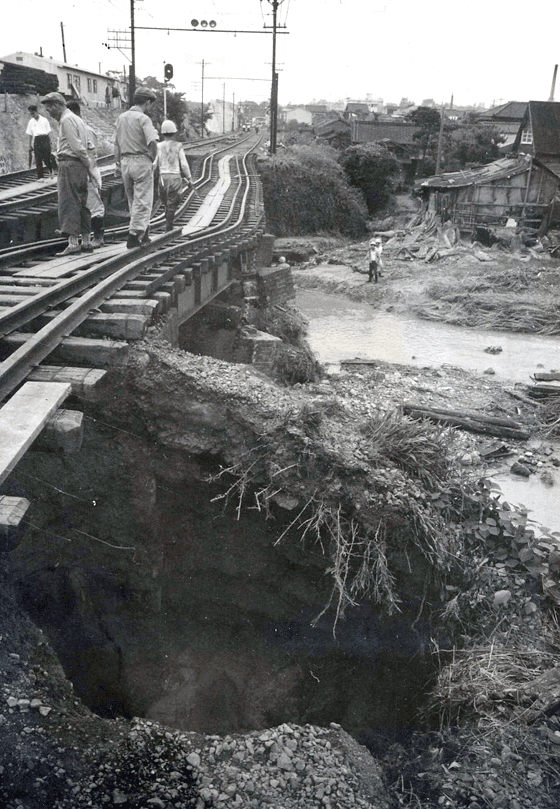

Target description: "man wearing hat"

left=26, top=104, right=55, bottom=181
left=114, top=87, right=158, bottom=249
left=40, top=92, right=93, bottom=255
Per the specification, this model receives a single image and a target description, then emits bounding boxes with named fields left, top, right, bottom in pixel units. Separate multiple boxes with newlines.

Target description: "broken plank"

left=506, top=388, right=541, bottom=407
left=532, top=372, right=560, bottom=382
left=401, top=403, right=523, bottom=429
left=402, top=405, right=530, bottom=441
left=0, top=381, right=71, bottom=485
left=528, top=384, right=560, bottom=399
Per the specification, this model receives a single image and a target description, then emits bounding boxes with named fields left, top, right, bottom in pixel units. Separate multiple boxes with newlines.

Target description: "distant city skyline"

left=2, top=0, right=558, bottom=110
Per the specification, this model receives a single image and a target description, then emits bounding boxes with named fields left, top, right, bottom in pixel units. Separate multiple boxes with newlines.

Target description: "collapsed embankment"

left=0, top=334, right=476, bottom=807
left=3, top=331, right=560, bottom=808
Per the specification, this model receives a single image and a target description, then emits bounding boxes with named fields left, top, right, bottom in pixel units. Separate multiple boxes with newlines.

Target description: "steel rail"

left=0, top=140, right=263, bottom=402
left=0, top=133, right=256, bottom=264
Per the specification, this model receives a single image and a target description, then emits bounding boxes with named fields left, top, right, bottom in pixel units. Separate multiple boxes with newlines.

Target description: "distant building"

left=0, top=51, right=126, bottom=108
left=285, top=107, right=313, bottom=126
left=476, top=101, right=528, bottom=148
left=313, top=114, right=351, bottom=148
left=343, top=102, right=371, bottom=120
left=351, top=119, right=416, bottom=146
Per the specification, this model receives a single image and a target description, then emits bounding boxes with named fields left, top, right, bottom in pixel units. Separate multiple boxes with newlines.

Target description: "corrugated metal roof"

left=419, top=156, right=530, bottom=189
left=528, top=101, right=560, bottom=156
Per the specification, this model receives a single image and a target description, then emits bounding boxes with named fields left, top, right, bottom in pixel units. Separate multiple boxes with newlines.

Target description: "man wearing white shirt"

left=26, top=105, right=55, bottom=180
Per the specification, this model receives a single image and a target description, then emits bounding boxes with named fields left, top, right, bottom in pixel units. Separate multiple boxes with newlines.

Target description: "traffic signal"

left=164, top=63, right=173, bottom=81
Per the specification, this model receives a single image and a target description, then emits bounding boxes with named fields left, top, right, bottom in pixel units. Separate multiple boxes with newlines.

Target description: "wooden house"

left=418, top=101, right=560, bottom=232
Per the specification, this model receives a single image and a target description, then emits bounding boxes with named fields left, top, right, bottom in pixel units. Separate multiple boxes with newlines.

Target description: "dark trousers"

left=160, top=174, right=182, bottom=230
left=57, top=159, right=91, bottom=237
left=34, top=135, right=55, bottom=179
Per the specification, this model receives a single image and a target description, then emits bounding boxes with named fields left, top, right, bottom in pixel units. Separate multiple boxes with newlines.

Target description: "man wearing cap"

left=114, top=87, right=158, bottom=249
left=155, top=120, right=193, bottom=231
left=26, top=104, right=55, bottom=181
left=40, top=92, right=93, bottom=255
left=67, top=100, right=106, bottom=248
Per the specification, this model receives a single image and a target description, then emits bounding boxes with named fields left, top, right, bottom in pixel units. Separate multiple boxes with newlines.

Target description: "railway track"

left=0, top=133, right=241, bottom=249
left=0, top=133, right=266, bottom=506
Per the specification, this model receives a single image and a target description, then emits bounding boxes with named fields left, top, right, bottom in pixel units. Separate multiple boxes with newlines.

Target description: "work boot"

left=56, top=235, right=81, bottom=256
left=81, top=232, right=94, bottom=253
left=127, top=232, right=142, bottom=249
left=140, top=228, right=151, bottom=245
left=91, top=216, right=105, bottom=248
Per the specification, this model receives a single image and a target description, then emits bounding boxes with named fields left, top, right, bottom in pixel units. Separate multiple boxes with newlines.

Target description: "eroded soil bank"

left=3, top=211, right=560, bottom=807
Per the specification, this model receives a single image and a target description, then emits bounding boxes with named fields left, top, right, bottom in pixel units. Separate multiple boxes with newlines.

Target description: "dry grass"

left=540, top=396, right=560, bottom=436
left=414, top=297, right=560, bottom=334
left=363, top=409, right=455, bottom=488
left=416, top=267, right=560, bottom=334
left=429, top=640, right=558, bottom=726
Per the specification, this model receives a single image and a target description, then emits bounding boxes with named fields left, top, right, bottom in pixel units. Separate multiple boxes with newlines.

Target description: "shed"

left=418, top=154, right=560, bottom=231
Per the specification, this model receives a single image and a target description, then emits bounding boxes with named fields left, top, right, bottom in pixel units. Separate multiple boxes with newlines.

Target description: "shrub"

left=340, top=143, right=400, bottom=214
left=259, top=144, right=368, bottom=237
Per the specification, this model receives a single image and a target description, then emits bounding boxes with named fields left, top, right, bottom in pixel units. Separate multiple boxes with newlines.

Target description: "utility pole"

left=198, top=59, right=207, bottom=137
left=232, top=92, right=235, bottom=132
left=435, top=104, right=445, bottom=175
left=267, top=0, right=283, bottom=154
left=222, top=83, right=226, bottom=134
left=129, top=0, right=136, bottom=105
left=549, top=65, right=558, bottom=102
left=60, top=22, right=67, bottom=63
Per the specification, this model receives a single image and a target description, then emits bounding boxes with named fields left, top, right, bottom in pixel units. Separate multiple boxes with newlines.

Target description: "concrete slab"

left=0, top=381, right=71, bottom=485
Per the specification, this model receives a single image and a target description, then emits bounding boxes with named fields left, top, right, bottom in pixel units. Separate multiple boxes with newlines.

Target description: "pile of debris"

left=375, top=213, right=560, bottom=263
left=374, top=212, right=492, bottom=263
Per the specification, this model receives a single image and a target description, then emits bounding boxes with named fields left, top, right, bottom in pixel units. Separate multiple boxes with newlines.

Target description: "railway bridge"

left=0, top=133, right=293, bottom=545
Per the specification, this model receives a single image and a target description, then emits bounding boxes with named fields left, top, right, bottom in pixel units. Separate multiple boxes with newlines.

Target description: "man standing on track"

left=66, top=100, right=106, bottom=248
left=114, top=87, right=158, bottom=249
left=155, top=120, right=193, bottom=231
left=26, top=104, right=56, bottom=181
left=40, top=92, right=93, bottom=256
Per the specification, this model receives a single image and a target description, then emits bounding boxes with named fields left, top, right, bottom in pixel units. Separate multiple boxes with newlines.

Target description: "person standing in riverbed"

left=367, top=237, right=384, bottom=283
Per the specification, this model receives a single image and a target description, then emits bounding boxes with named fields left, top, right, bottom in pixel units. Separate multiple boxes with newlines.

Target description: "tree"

left=339, top=143, right=399, bottom=214
left=445, top=124, right=506, bottom=171
left=406, top=106, right=441, bottom=174
left=138, top=76, right=212, bottom=137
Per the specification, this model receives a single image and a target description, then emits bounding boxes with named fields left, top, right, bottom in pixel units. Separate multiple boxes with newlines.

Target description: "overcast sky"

left=2, top=0, right=559, bottom=109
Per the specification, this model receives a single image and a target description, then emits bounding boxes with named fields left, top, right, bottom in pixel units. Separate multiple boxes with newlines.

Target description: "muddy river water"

left=297, top=288, right=560, bottom=533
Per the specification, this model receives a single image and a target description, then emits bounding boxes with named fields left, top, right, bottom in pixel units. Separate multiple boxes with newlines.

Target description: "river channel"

left=296, top=288, right=560, bottom=533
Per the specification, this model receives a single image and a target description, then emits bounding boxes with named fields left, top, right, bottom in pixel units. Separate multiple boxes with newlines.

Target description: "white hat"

left=161, top=120, right=177, bottom=134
